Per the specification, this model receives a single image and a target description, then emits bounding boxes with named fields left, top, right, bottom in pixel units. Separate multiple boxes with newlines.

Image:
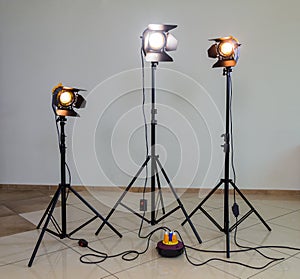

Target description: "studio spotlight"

left=95, top=23, right=202, bottom=245
left=52, top=83, right=86, bottom=117
left=207, top=36, right=240, bottom=68
left=28, top=83, right=121, bottom=267
left=142, top=24, right=178, bottom=62
left=183, top=35, right=271, bottom=259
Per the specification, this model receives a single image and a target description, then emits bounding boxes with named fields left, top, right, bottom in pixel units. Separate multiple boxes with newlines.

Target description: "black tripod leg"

left=28, top=186, right=62, bottom=267
left=181, top=180, right=223, bottom=226
left=154, top=162, right=166, bottom=215
left=155, top=158, right=202, bottom=244
left=95, top=156, right=150, bottom=236
left=67, top=186, right=122, bottom=238
left=224, top=181, right=230, bottom=258
left=36, top=189, right=59, bottom=229
left=230, top=181, right=271, bottom=231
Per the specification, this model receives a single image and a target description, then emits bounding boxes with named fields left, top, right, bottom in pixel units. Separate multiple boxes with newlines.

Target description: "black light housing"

left=52, top=83, right=86, bottom=117
left=142, top=24, right=178, bottom=62
left=207, top=36, right=240, bottom=68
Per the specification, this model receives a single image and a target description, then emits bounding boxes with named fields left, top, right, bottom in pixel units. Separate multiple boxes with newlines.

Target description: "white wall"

left=0, top=0, right=299, bottom=190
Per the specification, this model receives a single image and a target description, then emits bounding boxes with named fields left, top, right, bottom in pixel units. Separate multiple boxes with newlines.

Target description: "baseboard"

left=0, top=184, right=300, bottom=198
left=0, top=184, right=86, bottom=191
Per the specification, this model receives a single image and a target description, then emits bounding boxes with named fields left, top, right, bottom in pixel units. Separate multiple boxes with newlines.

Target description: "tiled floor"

left=0, top=187, right=300, bottom=278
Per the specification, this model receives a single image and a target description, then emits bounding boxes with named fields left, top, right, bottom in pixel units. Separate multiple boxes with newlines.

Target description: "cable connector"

left=78, top=239, right=88, bottom=247
left=232, top=203, right=239, bottom=218
left=140, top=199, right=147, bottom=211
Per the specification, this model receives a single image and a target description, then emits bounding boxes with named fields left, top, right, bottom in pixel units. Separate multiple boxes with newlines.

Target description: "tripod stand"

left=95, top=62, right=202, bottom=244
left=182, top=67, right=271, bottom=258
left=28, top=116, right=122, bottom=267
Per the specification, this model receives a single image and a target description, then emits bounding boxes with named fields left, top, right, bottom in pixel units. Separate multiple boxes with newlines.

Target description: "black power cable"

left=138, top=47, right=150, bottom=236
left=179, top=231, right=284, bottom=269
left=138, top=47, right=164, bottom=235
left=72, top=225, right=300, bottom=269
left=140, top=48, right=149, bottom=158
left=228, top=74, right=237, bottom=210
left=229, top=74, right=236, bottom=186
left=68, top=226, right=171, bottom=264
left=226, top=74, right=279, bottom=266
left=69, top=53, right=300, bottom=271
left=224, top=73, right=300, bottom=267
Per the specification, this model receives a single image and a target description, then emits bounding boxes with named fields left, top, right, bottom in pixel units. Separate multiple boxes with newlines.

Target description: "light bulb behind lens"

left=59, top=91, right=74, bottom=107
left=148, top=32, right=166, bottom=50
left=218, top=41, right=234, bottom=57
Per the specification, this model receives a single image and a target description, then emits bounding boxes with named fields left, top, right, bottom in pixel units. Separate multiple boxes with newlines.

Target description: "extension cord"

left=156, top=231, right=184, bottom=257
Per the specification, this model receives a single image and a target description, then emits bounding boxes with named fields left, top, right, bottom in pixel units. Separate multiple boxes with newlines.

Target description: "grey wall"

left=0, top=0, right=299, bottom=190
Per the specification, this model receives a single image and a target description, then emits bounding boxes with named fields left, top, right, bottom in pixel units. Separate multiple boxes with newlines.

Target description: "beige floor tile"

left=230, top=195, right=294, bottom=220
left=85, top=190, right=146, bottom=212
left=1, top=188, right=300, bottom=278
left=109, top=212, right=155, bottom=232
left=93, top=210, right=213, bottom=247
left=0, top=248, right=110, bottom=279
left=249, top=255, right=300, bottom=279
left=180, top=194, right=224, bottom=210
left=249, top=197, right=300, bottom=211
left=187, top=236, right=287, bottom=279
left=113, top=256, right=239, bottom=279
left=269, top=210, right=300, bottom=231
left=236, top=223, right=300, bottom=256
left=184, top=206, right=260, bottom=233
left=72, top=231, right=160, bottom=275
left=58, top=217, right=128, bottom=246
left=59, top=190, right=101, bottom=206
left=20, top=204, right=95, bottom=227
left=92, top=189, right=205, bottom=215
left=19, top=215, right=126, bottom=251
left=0, top=231, right=68, bottom=265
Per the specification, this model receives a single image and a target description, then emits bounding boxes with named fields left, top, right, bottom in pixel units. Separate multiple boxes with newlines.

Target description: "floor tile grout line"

left=186, top=239, right=299, bottom=278
left=234, top=237, right=298, bottom=258
left=294, top=251, right=300, bottom=259
left=246, top=251, right=300, bottom=279
left=184, top=227, right=299, bottom=261
left=0, top=215, right=292, bottom=268
left=110, top=257, right=161, bottom=277
left=62, top=229, right=136, bottom=248
left=0, top=245, right=71, bottom=268
left=1, top=189, right=299, bottom=278
left=190, top=204, right=299, bottom=223
left=0, top=204, right=23, bottom=216
left=67, top=202, right=108, bottom=217
left=258, top=201, right=300, bottom=212
left=101, top=274, right=119, bottom=279
left=8, top=207, right=292, bottom=250
left=185, top=253, right=242, bottom=278
left=268, top=219, right=300, bottom=233
left=265, top=208, right=300, bottom=222
left=20, top=211, right=107, bottom=232
left=2, top=195, right=57, bottom=215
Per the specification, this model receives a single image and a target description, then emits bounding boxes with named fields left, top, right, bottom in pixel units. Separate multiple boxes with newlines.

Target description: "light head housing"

left=52, top=83, right=86, bottom=117
left=207, top=36, right=240, bottom=68
left=142, top=24, right=178, bottom=62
